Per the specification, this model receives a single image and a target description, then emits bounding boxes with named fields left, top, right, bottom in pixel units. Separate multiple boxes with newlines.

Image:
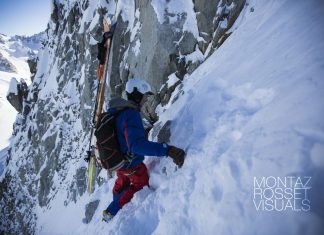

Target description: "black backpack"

left=94, top=111, right=126, bottom=171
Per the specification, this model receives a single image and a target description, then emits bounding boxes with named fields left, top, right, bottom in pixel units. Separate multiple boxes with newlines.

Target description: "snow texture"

left=151, top=0, right=200, bottom=38
left=6, top=77, right=18, bottom=95
left=2, top=0, right=324, bottom=234
left=33, top=0, right=324, bottom=234
left=0, top=33, right=42, bottom=150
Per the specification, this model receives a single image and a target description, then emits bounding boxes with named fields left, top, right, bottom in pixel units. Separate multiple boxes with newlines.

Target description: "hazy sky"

left=0, top=0, right=51, bottom=36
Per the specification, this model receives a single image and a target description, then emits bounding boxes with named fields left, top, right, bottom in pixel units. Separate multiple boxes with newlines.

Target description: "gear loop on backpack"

left=94, top=108, right=138, bottom=172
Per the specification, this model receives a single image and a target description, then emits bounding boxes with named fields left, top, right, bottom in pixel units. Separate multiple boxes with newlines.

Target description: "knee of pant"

left=113, top=192, right=119, bottom=201
left=132, top=172, right=149, bottom=187
left=131, top=165, right=149, bottom=185
left=113, top=177, right=130, bottom=194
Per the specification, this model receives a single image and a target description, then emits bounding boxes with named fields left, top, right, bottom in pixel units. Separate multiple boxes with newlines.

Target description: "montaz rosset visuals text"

left=253, top=176, right=311, bottom=212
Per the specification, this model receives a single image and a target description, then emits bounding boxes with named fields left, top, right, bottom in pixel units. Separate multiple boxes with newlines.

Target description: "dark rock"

left=27, top=57, right=38, bottom=82
left=6, top=78, right=28, bottom=113
left=178, top=31, right=197, bottom=55
left=158, top=76, right=181, bottom=106
left=151, top=120, right=172, bottom=144
left=83, top=200, right=100, bottom=224
left=209, top=0, right=246, bottom=55
left=76, top=167, right=87, bottom=197
left=157, top=120, right=172, bottom=143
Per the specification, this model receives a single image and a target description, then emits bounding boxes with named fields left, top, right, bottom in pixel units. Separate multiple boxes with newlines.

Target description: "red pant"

left=113, top=163, right=149, bottom=208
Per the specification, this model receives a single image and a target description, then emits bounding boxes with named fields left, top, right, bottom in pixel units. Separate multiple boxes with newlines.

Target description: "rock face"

left=27, top=57, right=38, bottom=82
left=0, top=0, right=245, bottom=234
left=108, top=0, right=245, bottom=119
left=6, top=78, right=28, bottom=113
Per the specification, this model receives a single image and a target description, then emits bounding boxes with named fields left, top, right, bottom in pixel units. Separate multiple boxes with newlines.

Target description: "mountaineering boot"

left=102, top=209, right=114, bottom=222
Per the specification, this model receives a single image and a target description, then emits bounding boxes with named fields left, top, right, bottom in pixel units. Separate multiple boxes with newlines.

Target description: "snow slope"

left=37, top=0, right=324, bottom=234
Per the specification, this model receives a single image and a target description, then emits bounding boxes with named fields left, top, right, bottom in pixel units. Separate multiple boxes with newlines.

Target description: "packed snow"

left=34, top=0, right=324, bottom=235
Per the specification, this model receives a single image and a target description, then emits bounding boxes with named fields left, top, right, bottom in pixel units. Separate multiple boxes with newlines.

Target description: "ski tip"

left=103, top=19, right=117, bottom=33
left=103, top=19, right=110, bottom=32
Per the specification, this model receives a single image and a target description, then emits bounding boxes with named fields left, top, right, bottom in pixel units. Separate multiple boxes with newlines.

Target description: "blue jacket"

left=108, top=97, right=168, bottom=169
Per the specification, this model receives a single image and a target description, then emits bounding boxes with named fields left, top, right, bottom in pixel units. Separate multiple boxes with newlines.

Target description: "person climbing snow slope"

left=102, top=78, right=185, bottom=221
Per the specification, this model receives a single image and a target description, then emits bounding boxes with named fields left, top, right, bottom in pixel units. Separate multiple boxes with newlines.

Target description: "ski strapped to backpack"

left=85, top=19, right=116, bottom=194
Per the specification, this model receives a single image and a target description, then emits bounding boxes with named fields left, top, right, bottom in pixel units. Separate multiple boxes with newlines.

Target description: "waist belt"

left=122, top=162, right=142, bottom=176
left=123, top=170, right=137, bottom=176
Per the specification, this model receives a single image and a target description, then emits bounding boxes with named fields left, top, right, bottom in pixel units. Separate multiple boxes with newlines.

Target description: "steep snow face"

left=34, top=0, right=324, bottom=235
left=1, top=0, right=324, bottom=234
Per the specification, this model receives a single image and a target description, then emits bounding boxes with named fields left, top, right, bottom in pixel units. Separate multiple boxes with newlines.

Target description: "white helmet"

left=125, top=78, right=153, bottom=95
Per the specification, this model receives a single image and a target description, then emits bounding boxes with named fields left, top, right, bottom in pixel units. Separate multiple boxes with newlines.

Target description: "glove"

left=167, top=146, right=185, bottom=168
left=103, top=31, right=114, bottom=40
left=84, top=150, right=91, bottom=163
left=97, top=32, right=114, bottom=64
left=84, top=156, right=90, bottom=163
left=97, top=42, right=106, bottom=65
left=97, top=23, right=116, bottom=64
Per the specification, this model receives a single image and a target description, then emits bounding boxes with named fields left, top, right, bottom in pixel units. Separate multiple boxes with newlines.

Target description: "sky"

left=0, top=0, right=52, bottom=36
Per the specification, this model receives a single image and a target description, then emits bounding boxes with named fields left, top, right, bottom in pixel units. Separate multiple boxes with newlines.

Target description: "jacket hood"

left=108, top=97, right=139, bottom=111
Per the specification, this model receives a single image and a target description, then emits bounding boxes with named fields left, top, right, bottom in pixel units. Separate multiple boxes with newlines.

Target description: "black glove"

left=103, top=31, right=114, bottom=40
left=97, top=42, right=106, bottom=65
left=167, top=146, right=185, bottom=168
left=97, top=32, right=114, bottom=64
left=84, top=156, right=90, bottom=163
left=84, top=151, right=91, bottom=163
left=97, top=23, right=116, bottom=64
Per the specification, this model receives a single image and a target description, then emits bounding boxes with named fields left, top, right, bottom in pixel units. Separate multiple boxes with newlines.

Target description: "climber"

left=102, top=78, right=185, bottom=222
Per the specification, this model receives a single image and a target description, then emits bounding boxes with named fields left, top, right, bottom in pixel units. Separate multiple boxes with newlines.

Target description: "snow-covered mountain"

left=0, top=32, right=44, bottom=175
left=1, top=0, right=324, bottom=234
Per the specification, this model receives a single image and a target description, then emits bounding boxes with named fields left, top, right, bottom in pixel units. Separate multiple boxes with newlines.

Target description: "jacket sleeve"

left=123, top=109, right=168, bottom=157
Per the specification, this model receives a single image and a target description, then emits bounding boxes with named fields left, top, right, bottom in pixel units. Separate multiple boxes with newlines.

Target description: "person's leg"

left=106, top=170, right=131, bottom=215
left=117, top=163, right=149, bottom=207
left=113, top=170, right=131, bottom=194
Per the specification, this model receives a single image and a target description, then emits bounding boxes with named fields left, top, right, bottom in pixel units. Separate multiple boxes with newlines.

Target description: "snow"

left=151, top=0, right=165, bottom=24
left=0, top=147, right=8, bottom=177
left=219, top=18, right=228, bottom=29
left=130, top=10, right=141, bottom=42
left=2, top=0, right=324, bottom=234
left=78, top=0, right=100, bottom=34
left=31, top=0, right=324, bottom=234
left=130, top=8, right=142, bottom=56
left=151, top=0, right=201, bottom=39
left=0, top=36, right=31, bottom=150
left=115, top=0, right=136, bottom=32
left=132, top=39, right=141, bottom=57
left=36, top=48, right=60, bottom=99
left=166, top=73, right=180, bottom=88
left=0, top=33, right=42, bottom=175
left=89, top=36, right=97, bottom=45
left=89, top=11, right=100, bottom=32
left=6, top=77, right=19, bottom=95
left=310, top=143, right=324, bottom=167
left=184, top=45, right=204, bottom=63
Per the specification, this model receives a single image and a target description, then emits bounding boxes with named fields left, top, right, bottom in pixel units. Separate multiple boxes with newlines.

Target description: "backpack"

left=94, top=111, right=126, bottom=171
